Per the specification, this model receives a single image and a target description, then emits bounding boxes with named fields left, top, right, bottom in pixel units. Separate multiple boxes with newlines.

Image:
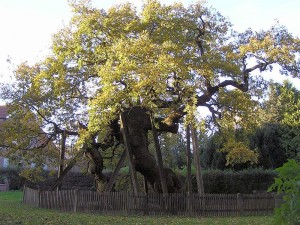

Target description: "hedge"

left=0, top=168, right=277, bottom=193
left=116, top=168, right=277, bottom=194
left=200, top=169, right=277, bottom=193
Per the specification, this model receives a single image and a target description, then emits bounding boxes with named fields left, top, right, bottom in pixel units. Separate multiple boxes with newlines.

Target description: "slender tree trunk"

left=57, top=130, right=66, bottom=190
left=150, top=114, right=168, bottom=195
left=186, top=125, right=193, bottom=194
left=105, top=149, right=126, bottom=192
left=120, top=113, right=139, bottom=195
left=49, top=149, right=84, bottom=191
left=191, top=128, right=204, bottom=194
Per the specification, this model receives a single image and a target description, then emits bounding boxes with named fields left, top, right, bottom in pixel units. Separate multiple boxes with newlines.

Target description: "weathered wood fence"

left=23, top=186, right=279, bottom=217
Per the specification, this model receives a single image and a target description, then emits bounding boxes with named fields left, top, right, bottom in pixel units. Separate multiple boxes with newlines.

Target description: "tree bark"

left=150, top=114, right=168, bottom=194
left=85, top=144, right=109, bottom=192
left=122, top=107, right=182, bottom=193
left=104, top=149, right=126, bottom=192
left=186, top=125, right=193, bottom=194
left=49, top=149, right=85, bottom=191
left=120, top=113, right=139, bottom=195
left=57, top=130, right=66, bottom=190
left=81, top=107, right=181, bottom=193
left=191, top=128, right=204, bottom=194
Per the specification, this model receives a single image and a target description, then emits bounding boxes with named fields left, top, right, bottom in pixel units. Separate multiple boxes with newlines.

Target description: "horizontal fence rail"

left=23, top=186, right=279, bottom=217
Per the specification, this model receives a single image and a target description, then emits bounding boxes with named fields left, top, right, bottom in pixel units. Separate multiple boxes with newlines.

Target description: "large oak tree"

left=1, top=0, right=299, bottom=192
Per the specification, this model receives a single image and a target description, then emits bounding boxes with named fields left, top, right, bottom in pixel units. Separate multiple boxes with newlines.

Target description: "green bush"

left=116, top=168, right=276, bottom=194
left=268, top=159, right=300, bottom=225
left=32, top=171, right=95, bottom=190
left=0, top=168, right=96, bottom=190
left=185, top=169, right=276, bottom=193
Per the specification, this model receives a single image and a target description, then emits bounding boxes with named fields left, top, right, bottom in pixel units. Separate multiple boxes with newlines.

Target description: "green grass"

left=0, top=191, right=274, bottom=225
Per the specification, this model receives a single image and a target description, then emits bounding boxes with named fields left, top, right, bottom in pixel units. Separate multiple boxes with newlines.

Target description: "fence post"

left=73, top=189, right=78, bottom=213
left=37, top=185, right=41, bottom=208
left=237, top=193, right=243, bottom=216
left=143, top=192, right=149, bottom=216
left=186, top=192, right=192, bottom=216
left=22, top=185, right=26, bottom=204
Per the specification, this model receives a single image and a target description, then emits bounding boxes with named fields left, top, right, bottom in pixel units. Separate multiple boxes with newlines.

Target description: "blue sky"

left=0, top=0, right=299, bottom=86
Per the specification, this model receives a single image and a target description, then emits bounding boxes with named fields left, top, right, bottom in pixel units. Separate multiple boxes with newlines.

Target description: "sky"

left=0, top=0, right=299, bottom=87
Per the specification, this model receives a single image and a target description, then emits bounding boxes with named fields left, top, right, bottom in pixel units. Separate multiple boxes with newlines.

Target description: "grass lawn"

left=0, top=191, right=274, bottom=225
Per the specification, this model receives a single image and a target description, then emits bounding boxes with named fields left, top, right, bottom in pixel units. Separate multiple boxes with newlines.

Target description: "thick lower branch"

left=84, top=144, right=109, bottom=192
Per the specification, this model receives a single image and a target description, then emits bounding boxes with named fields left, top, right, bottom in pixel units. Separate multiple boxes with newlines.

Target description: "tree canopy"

left=1, top=0, right=300, bottom=189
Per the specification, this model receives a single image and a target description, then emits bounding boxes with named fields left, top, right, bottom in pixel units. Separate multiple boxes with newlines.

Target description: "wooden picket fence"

left=23, top=186, right=279, bottom=217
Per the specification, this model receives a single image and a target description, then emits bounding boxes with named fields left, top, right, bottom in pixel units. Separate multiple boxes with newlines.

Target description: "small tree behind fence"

left=23, top=186, right=279, bottom=217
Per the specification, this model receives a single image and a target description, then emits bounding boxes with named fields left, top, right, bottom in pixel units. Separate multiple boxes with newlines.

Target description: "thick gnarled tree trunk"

left=85, top=145, right=109, bottom=192
left=80, top=107, right=181, bottom=193
left=122, top=107, right=182, bottom=193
